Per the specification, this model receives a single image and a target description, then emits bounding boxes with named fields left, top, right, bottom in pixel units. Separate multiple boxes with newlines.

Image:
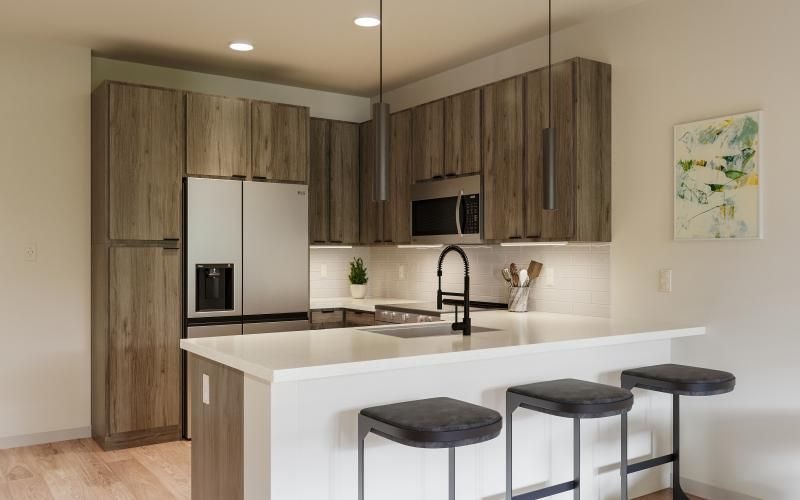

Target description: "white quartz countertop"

left=309, top=297, right=419, bottom=312
left=181, top=311, right=705, bottom=383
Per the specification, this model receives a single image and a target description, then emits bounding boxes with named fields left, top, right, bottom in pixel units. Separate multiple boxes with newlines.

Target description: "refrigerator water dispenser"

left=195, top=264, right=234, bottom=312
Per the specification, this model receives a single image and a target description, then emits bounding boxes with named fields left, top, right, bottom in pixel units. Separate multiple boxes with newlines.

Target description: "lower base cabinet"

left=190, top=354, right=244, bottom=500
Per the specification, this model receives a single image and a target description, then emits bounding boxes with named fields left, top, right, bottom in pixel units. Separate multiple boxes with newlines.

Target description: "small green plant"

left=348, top=257, right=368, bottom=285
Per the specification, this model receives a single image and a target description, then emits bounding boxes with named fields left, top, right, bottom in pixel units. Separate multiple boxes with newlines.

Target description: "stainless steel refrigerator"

left=184, top=177, right=309, bottom=437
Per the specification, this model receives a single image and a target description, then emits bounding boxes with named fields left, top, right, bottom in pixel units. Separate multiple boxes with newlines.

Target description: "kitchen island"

left=181, top=312, right=704, bottom=500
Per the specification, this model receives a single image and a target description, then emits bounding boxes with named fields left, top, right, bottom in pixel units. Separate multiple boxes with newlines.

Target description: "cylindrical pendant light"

left=373, top=0, right=390, bottom=202
left=542, top=0, right=557, bottom=211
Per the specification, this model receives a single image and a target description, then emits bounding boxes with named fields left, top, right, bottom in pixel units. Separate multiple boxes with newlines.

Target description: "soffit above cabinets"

left=3, top=0, right=643, bottom=95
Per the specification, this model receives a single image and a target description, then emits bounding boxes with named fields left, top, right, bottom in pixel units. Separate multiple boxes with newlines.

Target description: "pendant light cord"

left=379, top=0, right=383, bottom=104
left=548, top=0, right=552, bottom=129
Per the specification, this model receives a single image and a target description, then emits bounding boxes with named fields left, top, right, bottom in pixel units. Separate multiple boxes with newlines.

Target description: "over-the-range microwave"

left=410, top=174, right=483, bottom=244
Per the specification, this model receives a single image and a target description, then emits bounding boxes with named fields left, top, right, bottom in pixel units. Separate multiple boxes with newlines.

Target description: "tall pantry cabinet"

left=92, top=82, right=183, bottom=450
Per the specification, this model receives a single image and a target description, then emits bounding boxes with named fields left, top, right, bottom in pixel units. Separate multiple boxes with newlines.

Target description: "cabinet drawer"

left=345, top=310, right=375, bottom=327
left=311, top=309, right=344, bottom=324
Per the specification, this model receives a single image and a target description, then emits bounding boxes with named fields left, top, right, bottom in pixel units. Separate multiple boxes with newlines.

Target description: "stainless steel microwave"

left=411, top=175, right=483, bottom=244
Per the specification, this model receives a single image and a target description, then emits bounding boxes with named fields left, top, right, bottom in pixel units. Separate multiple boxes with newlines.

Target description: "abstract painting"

left=674, top=111, right=762, bottom=239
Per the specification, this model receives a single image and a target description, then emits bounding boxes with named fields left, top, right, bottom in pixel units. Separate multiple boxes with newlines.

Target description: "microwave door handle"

left=455, top=190, right=463, bottom=237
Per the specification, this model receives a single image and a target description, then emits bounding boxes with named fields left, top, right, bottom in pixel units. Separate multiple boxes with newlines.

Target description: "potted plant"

left=348, top=257, right=368, bottom=299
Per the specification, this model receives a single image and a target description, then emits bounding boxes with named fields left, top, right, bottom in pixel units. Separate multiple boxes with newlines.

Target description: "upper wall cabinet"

left=105, top=83, right=184, bottom=241
left=525, top=58, right=611, bottom=242
left=309, top=119, right=360, bottom=244
left=358, top=121, right=381, bottom=245
left=252, top=101, right=310, bottom=183
left=444, top=89, right=481, bottom=177
left=385, top=110, right=412, bottom=244
left=186, top=94, right=250, bottom=178
left=412, top=100, right=444, bottom=182
left=482, top=76, right=526, bottom=241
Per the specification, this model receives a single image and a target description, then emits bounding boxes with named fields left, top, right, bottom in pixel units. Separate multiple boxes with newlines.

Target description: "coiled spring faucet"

left=436, top=245, right=471, bottom=336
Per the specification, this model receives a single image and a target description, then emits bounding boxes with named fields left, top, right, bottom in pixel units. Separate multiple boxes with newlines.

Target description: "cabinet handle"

left=508, top=235, right=522, bottom=240
left=329, top=240, right=343, bottom=244
left=164, top=238, right=180, bottom=241
left=232, top=175, right=246, bottom=180
left=253, top=176, right=267, bottom=181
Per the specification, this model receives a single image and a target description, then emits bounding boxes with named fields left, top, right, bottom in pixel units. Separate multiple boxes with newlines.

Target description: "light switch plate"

left=320, top=264, right=328, bottom=278
left=202, top=374, right=210, bottom=405
left=399, top=265, right=406, bottom=280
left=543, top=268, right=555, bottom=287
left=659, top=269, right=673, bottom=293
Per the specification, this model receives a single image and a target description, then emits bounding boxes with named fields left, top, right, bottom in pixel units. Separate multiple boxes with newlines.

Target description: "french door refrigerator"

left=184, top=177, right=309, bottom=437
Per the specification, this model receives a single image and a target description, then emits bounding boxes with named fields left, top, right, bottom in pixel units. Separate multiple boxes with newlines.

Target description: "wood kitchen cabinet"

left=309, top=119, right=360, bottom=244
left=252, top=101, right=310, bottom=183
left=105, top=82, right=184, bottom=241
left=482, top=76, right=525, bottom=241
left=412, top=99, right=444, bottom=182
left=186, top=93, right=250, bottom=178
left=525, top=58, right=611, bottom=241
left=383, top=110, right=412, bottom=243
left=444, top=89, right=481, bottom=177
left=359, top=120, right=383, bottom=244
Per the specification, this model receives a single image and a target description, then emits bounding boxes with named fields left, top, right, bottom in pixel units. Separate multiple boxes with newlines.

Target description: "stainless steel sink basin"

left=361, top=323, right=498, bottom=339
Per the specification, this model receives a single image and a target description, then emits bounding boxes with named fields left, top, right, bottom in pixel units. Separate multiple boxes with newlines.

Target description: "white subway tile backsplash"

left=310, top=244, right=611, bottom=318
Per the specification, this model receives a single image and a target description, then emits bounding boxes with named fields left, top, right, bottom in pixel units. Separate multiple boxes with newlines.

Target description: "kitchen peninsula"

left=181, top=312, right=704, bottom=500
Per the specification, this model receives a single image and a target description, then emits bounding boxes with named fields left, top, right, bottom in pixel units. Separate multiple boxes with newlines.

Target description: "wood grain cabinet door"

left=359, top=121, right=382, bottom=244
left=482, top=76, right=525, bottom=241
left=309, top=119, right=330, bottom=243
left=108, top=246, right=181, bottom=435
left=329, top=121, right=360, bottom=244
left=108, top=84, right=183, bottom=241
left=444, top=89, right=481, bottom=177
left=252, top=101, right=310, bottom=183
left=385, top=110, right=412, bottom=243
left=412, top=100, right=444, bottom=182
left=186, top=93, right=250, bottom=178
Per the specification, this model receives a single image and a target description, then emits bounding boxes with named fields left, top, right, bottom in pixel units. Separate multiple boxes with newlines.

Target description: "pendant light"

left=373, top=0, right=390, bottom=202
left=542, top=0, right=557, bottom=211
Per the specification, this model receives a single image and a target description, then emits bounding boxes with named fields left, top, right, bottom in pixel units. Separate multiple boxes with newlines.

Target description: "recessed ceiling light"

left=229, top=42, right=254, bottom=52
left=354, top=16, right=380, bottom=28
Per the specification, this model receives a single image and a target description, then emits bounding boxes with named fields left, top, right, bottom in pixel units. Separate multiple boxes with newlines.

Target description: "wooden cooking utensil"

left=527, top=260, right=543, bottom=279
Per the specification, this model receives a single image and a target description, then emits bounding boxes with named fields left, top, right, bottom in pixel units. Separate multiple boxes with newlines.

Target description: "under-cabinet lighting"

left=396, top=244, right=444, bottom=249
left=310, top=245, right=353, bottom=249
left=499, top=241, right=569, bottom=247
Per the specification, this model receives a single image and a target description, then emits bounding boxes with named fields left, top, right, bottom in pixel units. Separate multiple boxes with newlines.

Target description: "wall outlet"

left=659, top=269, right=673, bottom=293
left=24, top=243, right=37, bottom=262
left=320, top=264, right=328, bottom=278
left=398, top=265, right=406, bottom=280
left=543, top=267, right=555, bottom=287
left=202, top=374, right=210, bottom=405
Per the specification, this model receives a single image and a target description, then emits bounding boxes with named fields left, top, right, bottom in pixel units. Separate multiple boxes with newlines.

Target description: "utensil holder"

left=508, top=287, right=530, bottom=312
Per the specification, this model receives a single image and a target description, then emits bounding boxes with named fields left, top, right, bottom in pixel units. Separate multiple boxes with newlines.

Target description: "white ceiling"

left=0, top=0, right=643, bottom=96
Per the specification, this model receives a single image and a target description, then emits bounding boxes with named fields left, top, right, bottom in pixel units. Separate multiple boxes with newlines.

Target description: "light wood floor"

left=0, top=438, right=697, bottom=500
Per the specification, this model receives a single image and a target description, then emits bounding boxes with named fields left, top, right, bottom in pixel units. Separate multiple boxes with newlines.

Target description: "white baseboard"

left=680, top=476, right=761, bottom=500
left=0, top=426, right=91, bottom=450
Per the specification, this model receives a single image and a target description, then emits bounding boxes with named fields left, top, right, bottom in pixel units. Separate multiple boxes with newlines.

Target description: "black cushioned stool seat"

left=620, top=364, right=736, bottom=500
left=505, top=379, right=633, bottom=500
left=358, top=397, right=502, bottom=500
left=621, top=363, right=735, bottom=396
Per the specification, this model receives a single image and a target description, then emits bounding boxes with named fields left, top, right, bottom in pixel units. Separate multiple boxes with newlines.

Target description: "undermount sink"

left=362, top=323, right=499, bottom=339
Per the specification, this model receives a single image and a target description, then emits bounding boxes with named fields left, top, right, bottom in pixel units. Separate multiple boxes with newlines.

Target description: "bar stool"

left=358, top=397, right=502, bottom=500
left=505, top=379, right=634, bottom=499
left=621, top=364, right=736, bottom=500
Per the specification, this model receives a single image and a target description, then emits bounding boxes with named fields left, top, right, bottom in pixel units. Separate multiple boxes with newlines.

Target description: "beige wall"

left=92, top=57, right=371, bottom=122
left=0, top=40, right=91, bottom=446
left=385, top=0, right=800, bottom=497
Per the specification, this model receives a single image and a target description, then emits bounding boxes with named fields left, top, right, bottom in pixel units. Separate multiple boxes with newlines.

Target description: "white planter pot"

left=350, top=284, right=367, bottom=299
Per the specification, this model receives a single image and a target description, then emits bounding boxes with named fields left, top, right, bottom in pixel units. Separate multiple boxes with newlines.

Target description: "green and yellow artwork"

left=674, top=111, right=761, bottom=239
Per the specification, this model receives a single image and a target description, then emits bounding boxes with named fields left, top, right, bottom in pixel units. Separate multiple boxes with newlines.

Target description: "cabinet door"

left=359, top=121, right=382, bottom=244
left=329, top=121, right=360, bottom=244
left=109, top=84, right=183, bottom=241
left=108, top=246, right=181, bottom=435
left=309, top=119, right=330, bottom=243
left=482, top=77, right=525, bottom=241
left=412, top=100, right=444, bottom=182
left=186, top=93, right=250, bottom=178
left=385, top=110, right=412, bottom=243
left=537, top=61, right=576, bottom=240
left=444, top=89, right=481, bottom=177
left=252, top=101, right=310, bottom=183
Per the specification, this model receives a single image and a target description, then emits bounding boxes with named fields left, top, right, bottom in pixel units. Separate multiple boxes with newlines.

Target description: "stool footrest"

left=627, top=453, right=675, bottom=474
left=512, top=479, right=578, bottom=500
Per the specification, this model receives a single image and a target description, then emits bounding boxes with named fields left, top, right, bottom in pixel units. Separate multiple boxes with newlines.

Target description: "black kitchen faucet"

left=436, top=245, right=471, bottom=336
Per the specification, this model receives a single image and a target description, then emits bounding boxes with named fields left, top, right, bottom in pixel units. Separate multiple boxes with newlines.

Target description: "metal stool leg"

left=449, top=448, right=456, bottom=500
left=358, top=418, right=369, bottom=500
left=573, top=418, right=580, bottom=500
left=621, top=411, right=628, bottom=500
left=506, top=397, right=517, bottom=500
left=672, top=395, right=690, bottom=500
